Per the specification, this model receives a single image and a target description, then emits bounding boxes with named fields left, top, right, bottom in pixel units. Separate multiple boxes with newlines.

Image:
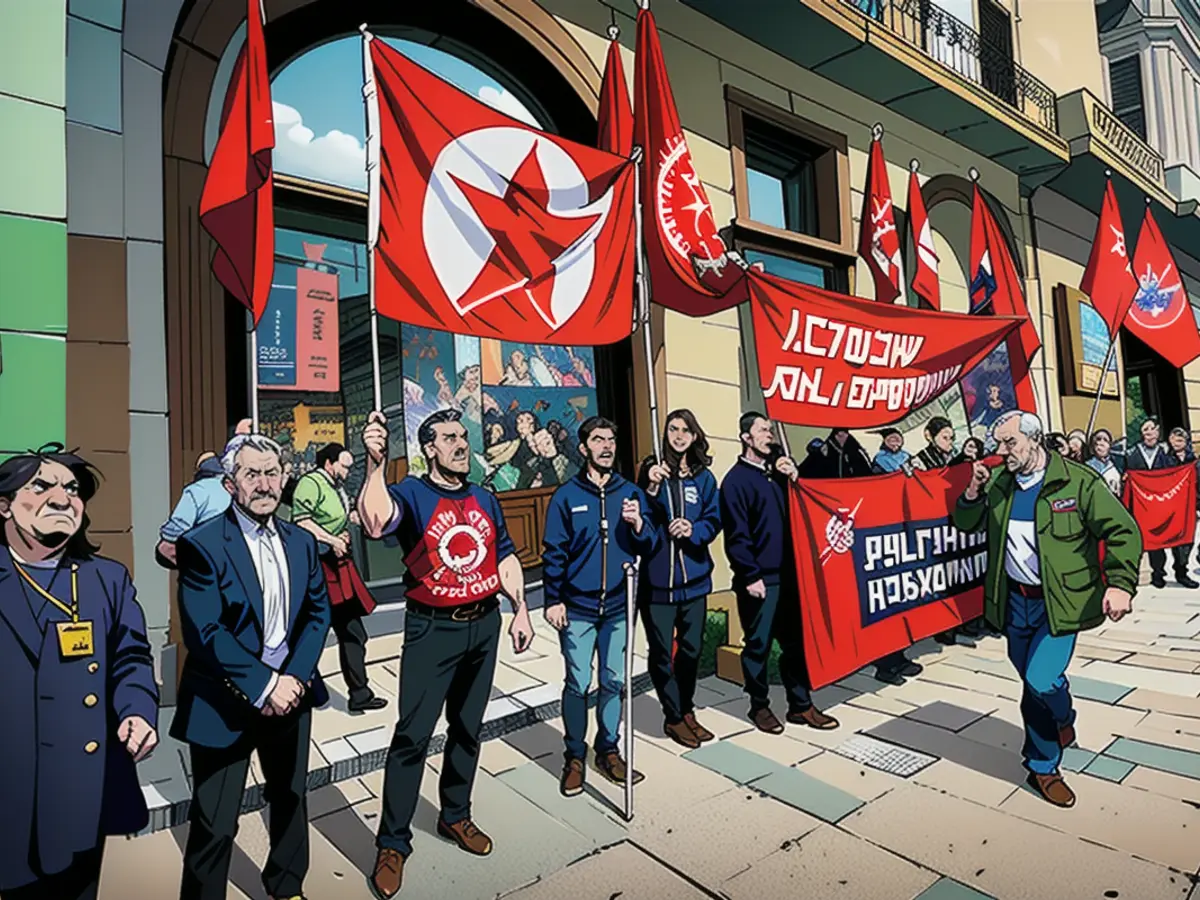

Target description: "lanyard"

left=13, top=561, right=79, bottom=622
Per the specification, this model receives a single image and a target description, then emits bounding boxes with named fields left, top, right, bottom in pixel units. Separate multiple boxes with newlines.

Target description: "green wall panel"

left=0, top=214, right=67, bottom=333
left=0, top=332, right=66, bottom=453
left=0, top=0, right=67, bottom=108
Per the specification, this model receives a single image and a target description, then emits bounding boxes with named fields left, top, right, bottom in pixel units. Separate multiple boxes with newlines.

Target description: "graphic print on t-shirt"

left=403, top=494, right=501, bottom=605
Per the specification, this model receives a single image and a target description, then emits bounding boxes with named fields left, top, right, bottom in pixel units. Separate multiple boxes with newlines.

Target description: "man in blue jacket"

left=543, top=416, right=658, bottom=797
left=720, top=412, right=839, bottom=736
left=0, top=444, right=159, bottom=900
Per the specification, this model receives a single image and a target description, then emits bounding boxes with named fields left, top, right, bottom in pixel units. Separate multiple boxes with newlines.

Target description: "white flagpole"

left=250, top=327, right=260, bottom=432
left=361, top=24, right=383, bottom=412
left=1085, top=336, right=1120, bottom=438
left=622, top=561, right=637, bottom=822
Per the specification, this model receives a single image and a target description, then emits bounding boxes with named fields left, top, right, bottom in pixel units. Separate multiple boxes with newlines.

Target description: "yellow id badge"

left=57, top=620, right=95, bottom=659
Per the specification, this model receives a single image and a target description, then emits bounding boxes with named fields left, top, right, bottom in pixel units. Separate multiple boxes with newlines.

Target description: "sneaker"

left=560, top=758, right=585, bottom=797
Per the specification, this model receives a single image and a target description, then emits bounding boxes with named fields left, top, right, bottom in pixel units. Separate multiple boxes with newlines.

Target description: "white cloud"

left=272, top=102, right=366, bottom=190
left=477, top=85, right=539, bottom=127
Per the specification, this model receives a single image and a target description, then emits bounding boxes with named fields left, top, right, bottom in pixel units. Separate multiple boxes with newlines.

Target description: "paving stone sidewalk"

left=116, top=572, right=1200, bottom=899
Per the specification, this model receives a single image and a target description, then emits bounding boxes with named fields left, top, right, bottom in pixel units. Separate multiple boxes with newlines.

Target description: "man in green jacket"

left=953, top=410, right=1140, bottom=808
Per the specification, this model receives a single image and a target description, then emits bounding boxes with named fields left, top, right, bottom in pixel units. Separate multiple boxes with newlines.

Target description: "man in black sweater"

left=719, top=412, right=839, bottom=736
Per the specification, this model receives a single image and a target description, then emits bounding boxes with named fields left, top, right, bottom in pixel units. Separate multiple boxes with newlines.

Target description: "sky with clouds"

left=270, top=37, right=541, bottom=191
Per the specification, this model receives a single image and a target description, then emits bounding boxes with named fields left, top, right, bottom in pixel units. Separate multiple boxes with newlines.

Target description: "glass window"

left=743, top=115, right=820, bottom=237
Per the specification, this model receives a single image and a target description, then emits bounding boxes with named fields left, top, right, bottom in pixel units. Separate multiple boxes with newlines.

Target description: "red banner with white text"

left=750, top=272, right=1022, bottom=428
left=790, top=465, right=985, bottom=689
left=1122, top=465, right=1197, bottom=551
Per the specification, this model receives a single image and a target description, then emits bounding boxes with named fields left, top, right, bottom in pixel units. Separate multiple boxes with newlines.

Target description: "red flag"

left=858, top=137, right=903, bottom=304
left=368, top=38, right=635, bottom=345
left=790, top=465, right=985, bottom=689
left=968, top=184, right=1039, bottom=411
left=597, top=34, right=633, bottom=157
left=1123, top=465, right=1197, bottom=551
left=907, top=166, right=940, bottom=309
left=1128, top=206, right=1200, bottom=368
left=748, top=271, right=1021, bottom=428
left=199, top=0, right=274, bottom=326
left=1079, top=179, right=1137, bottom=338
left=633, top=6, right=746, bottom=316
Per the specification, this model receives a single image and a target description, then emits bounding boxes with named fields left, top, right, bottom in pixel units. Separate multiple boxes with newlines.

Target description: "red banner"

left=790, top=465, right=985, bottom=689
left=294, top=242, right=340, bottom=392
left=749, top=271, right=1022, bottom=428
left=1122, top=465, right=1197, bottom=551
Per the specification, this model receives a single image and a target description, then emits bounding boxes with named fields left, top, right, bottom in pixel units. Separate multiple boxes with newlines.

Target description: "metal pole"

left=361, top=25, right=383, bottom=412
left=622, top=561, right=637, bottom=822
left=1085, top=334, right=1120, bottom=439
left=775, top=421, right=792, bottom=459
left=250, top=325, right=260, bottom=432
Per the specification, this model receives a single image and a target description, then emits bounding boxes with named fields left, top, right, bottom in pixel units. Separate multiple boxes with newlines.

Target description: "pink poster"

left=295, top=242, right=340, bottom=392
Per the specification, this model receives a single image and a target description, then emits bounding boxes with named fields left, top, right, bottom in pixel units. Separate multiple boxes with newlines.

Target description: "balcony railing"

left=846, top=0, right=1058, bottom=132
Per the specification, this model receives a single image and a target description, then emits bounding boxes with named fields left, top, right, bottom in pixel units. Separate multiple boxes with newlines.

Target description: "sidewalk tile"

left=845, top=690, right=922, bottom=716
left=877, top=677, right=1002, bottom=716
left=921, top=664, right=1022, bottom=702
left=844, top=784, right=1191, bottom=900
left=721, top=823, right=938, bottom=900
left=912, top=759, right=1019, bottom=807
left=797, top=749, right=901, bottom=801
left=1119, top=688, right=1200, bottom=719
left=876, top=716, right=1028, bottom=785
left=1124, top=765, right=1200, bottom=805
left=484, top=696, right=524, bottom=722
left=1106, top=737, right=1200, bottom=779
left=1083, top=755, right=1135, bottom=783
left=491, top=661, right=543, bottom=694
left=511, top=682, right=561, bottom=709
left=1074, top=644, right=1134, bottom=662
left=906, top=700, right=989, bottom=733
left=726, top=728, right=823, bottom=767
left=496, top=762, right=625, bottom=844
left=915, top=878, right=996, bottom=900
left=1122, top=653, right=1199, bottom=673
left=501, top=840, right=709, bottom=900
left=1060, top=747, right=1099, bottom=772
left=479, top=738, right=530, bottom=777
left=946, top=655, right=1020, bottom=681
left=1081, top=660, right=1200, bottom=697
left=683, top=740, right=779, bottom=784
left=345, top=726, right=391, bottom=757
left=749, top=766, right=864, bottom=823
left=1067, top=674, right=1134, bottom=704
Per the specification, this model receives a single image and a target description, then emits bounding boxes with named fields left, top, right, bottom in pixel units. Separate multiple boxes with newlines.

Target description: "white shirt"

left=1003, top=468, right=1045, bottom=586
left=232, top=504, right=291, bottom=707
left=1139, top=443, right=1161, bottom=468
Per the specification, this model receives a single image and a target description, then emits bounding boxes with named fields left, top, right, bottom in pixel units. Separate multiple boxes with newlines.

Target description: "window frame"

left=726, top=85, right=856, bottom=290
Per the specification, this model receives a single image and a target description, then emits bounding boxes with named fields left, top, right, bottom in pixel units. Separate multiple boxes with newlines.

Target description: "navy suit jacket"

left=0, top=548, right=158, bottom=890
left=1125, top=443, right=1173, bottom=471
left=170, top=508, right=332, bottom=749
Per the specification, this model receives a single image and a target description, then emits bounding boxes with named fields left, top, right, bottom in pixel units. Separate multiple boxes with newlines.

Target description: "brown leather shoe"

left=596, top=752, right=645, bottom=785
left=1058, top=723, right=1077, bottom=748
left=560, top=758, right=585, bottom=797
left=683, top=713, right=714, bottom=742
left=1027, top=771, right=1076, bottom=808
left=437, top=818, right=493, bottom=856
left=664, top=719, right=700, bottom=749
left=369, top=848, right=405, bottom=900
left=751, top=707, right=785, bottom=735
left=787, top=706, right=839, bottom=730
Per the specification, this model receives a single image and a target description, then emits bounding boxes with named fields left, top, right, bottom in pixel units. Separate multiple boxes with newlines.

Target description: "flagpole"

left=1085, top=336, right=1120, bottom=439
left=361, top=24, right=383, bottom=413
left=250, top=327, right=260, bottom=432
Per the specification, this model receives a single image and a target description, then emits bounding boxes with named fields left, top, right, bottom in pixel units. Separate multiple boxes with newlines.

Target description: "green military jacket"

left=951, top=451, right=1142, bottom=636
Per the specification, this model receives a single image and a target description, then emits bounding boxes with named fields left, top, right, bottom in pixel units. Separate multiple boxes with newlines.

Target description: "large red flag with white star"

left=368, top=38, right=636, bottom=345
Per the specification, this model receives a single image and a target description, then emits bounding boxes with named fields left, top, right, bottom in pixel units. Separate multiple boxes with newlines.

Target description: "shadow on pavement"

left=169, top=816, right=271, bottom=900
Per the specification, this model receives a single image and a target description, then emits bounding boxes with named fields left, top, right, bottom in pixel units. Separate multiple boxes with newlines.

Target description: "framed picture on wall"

left=1053, top=284, right=1120, bottom=398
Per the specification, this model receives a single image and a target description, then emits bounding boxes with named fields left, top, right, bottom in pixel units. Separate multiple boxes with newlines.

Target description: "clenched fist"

left=964, top=462, right=991, bottom=501
left=621, top=497, right=644, bottom=533
left=362, top=411, right=389, bottom=466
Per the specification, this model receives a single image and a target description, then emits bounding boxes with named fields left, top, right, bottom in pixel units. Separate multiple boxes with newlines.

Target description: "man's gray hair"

left=990, top=410, right=1044, bottom=442
left=221, top=433, right=283, bottom=478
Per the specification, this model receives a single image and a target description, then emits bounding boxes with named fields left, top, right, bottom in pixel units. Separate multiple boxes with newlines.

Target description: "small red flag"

left=368, top=38, right=636, bottom=345
left=199, top=0, right=274, bottom=326
left=858, top=136, right=903, bottom=304
left=597, top=34, right=633, bottom=157
left=633, top=6, right=746, bottom=316
left=1079, top=179, right=1138, bottom=338
left=906, top=166, right=939, bottom=309
left=1128, top=205, right=1200, bottom=368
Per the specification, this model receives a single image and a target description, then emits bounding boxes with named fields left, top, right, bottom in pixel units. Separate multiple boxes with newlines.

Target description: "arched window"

left=205, top=26, right=621, bottom=592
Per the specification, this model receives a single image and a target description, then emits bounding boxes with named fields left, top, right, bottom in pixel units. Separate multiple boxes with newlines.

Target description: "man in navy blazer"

left=172, top=433, right=331, bottom=900
left=0, top=444, right=159, bottom=900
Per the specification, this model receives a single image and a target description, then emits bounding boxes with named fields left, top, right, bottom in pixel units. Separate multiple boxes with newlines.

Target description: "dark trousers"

left=4, top=845, right=103, bottom=900
left=331, top=603, right=372, bottom=704
left=1149, top=546, right=1190, bottom=580
left=875, top=650, right=909, bottom=673
left=376, top=607, right=500, bottom=857
left=641, top=596, right=706, bottom=724
left=736, top=582, right=812, bottom=713
left=180, top=711, right=312, bottom=900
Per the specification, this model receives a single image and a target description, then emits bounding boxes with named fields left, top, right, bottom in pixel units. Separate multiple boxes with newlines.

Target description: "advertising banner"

left=294, top=242, right=341, bottom=392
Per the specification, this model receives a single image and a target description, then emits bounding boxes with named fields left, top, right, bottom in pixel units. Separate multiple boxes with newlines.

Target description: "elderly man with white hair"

left=172, top=432, right=331, bottom=900
left=953, top=410, right=1142, bottom=808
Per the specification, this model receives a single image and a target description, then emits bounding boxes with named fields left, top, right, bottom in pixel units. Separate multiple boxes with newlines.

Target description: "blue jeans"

left=1005, top=589, right=1077, bottom=775
left=560, top=611, right=627, bottom=761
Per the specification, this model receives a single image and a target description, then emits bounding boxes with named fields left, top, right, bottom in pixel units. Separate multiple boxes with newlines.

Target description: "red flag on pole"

left=1123, top=465, right=1198, bottom=551
left=1079, top=178, right=1138, bottom=338
left=968, top=183, right=1040, bottom=411
left=199, top=0, right=274, bottom=326
left=858, top=133, right=903, bottom=304
left=367, top=39, right=636, bottom=345
left=598, top=31, right=633, bottom=157
left=1128, top=204, right=1200, bottom=368
left=633, top=5, right=746, bottom=316
left=907, top=163, right=940, bottom=309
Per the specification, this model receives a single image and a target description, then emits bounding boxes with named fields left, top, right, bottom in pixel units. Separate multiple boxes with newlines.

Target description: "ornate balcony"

left=847, top=0, right=1057, bottom=132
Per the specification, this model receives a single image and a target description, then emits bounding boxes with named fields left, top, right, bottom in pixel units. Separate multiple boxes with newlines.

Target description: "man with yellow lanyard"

left=0, top=445, right=159, bottom=900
